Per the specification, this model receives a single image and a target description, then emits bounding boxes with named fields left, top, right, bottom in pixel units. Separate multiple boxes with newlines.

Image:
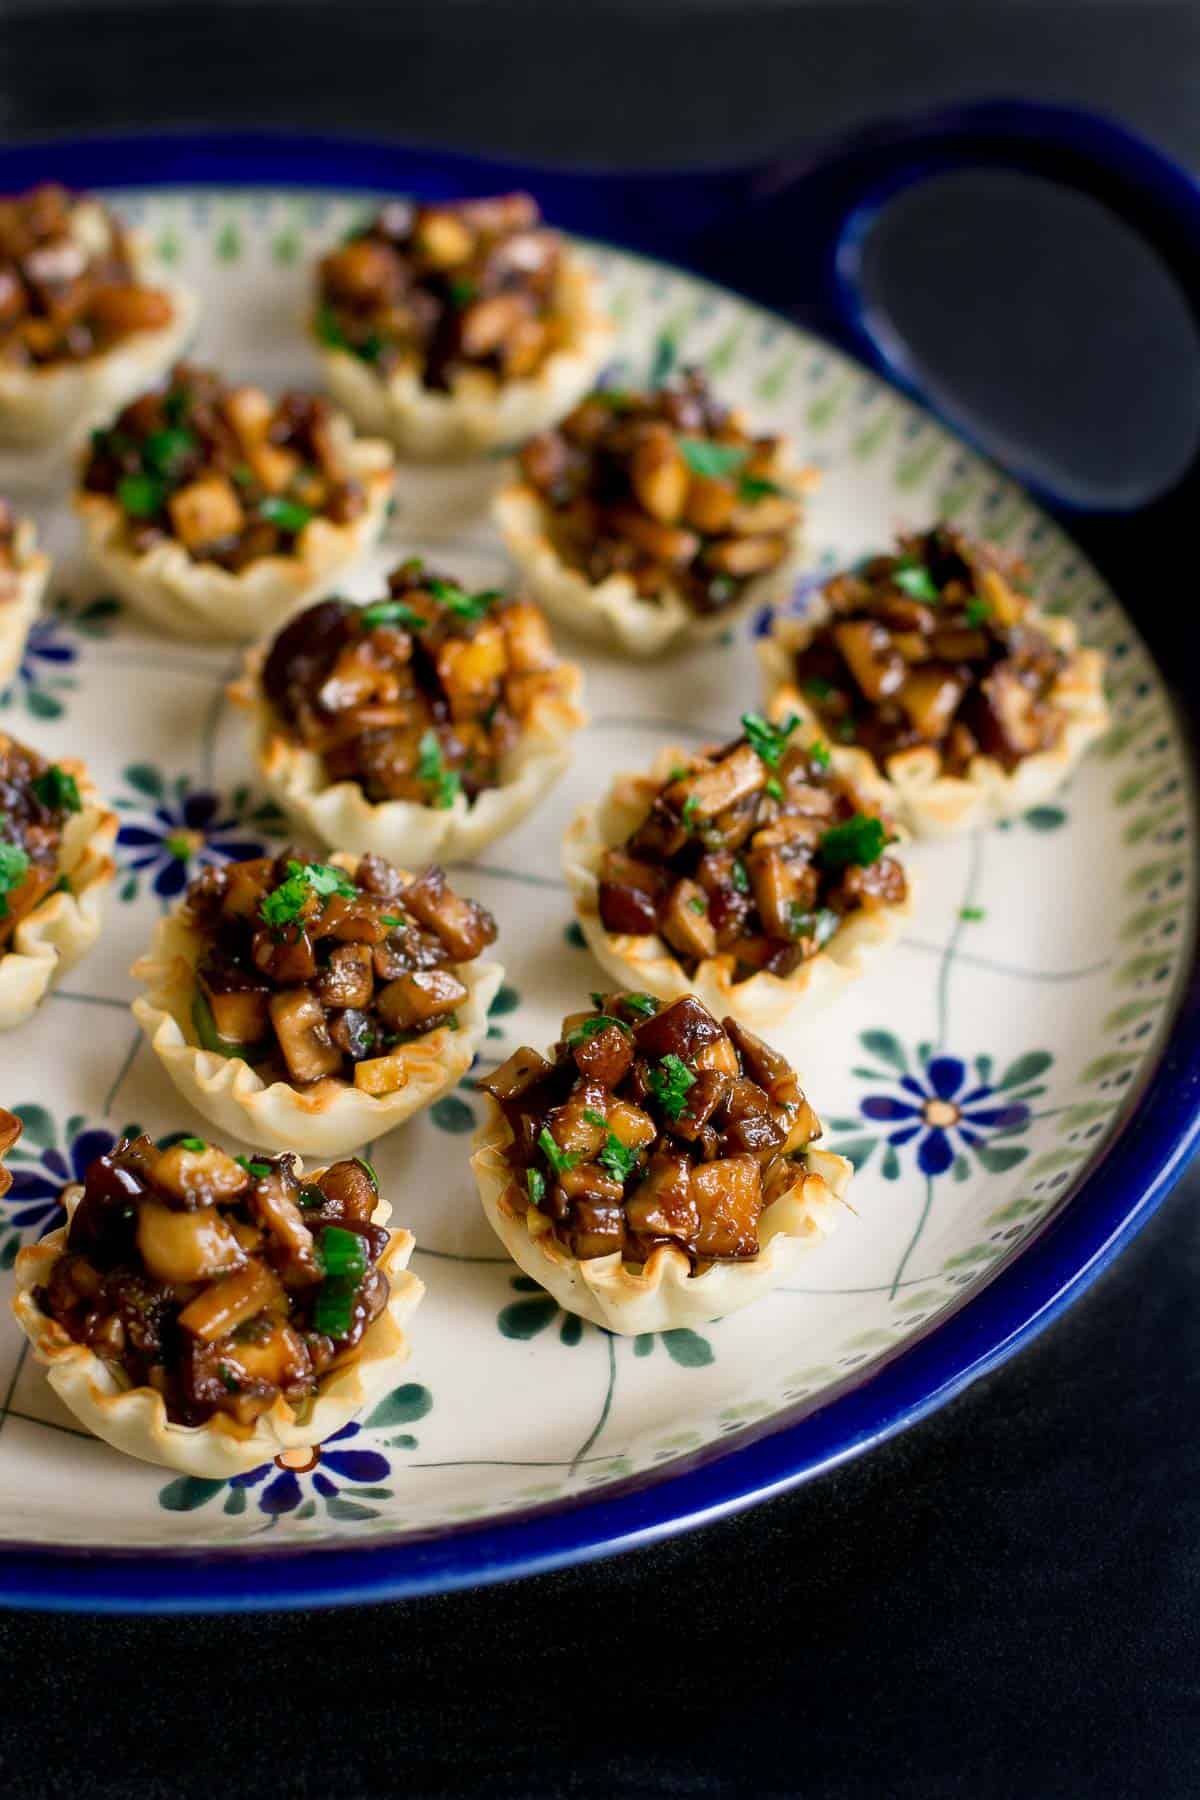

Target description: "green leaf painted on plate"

left=973, top=1144, right=1028, bottom=1175
left=498, top=1295, right=559, bottom=1340
left=431, top=1095, right=475, bottom=1134
left=159, top=1475, right=224, bottom=1513
left=366, top=1382, right=433, bottom=1428
left=860, top=1029, right=908, bottom=1073
left=661, top=1328, right=714, bottom=1368
left=995, top=1051, right=1052, bottom=1091
left=13, top=1104, right=54, bottom=1149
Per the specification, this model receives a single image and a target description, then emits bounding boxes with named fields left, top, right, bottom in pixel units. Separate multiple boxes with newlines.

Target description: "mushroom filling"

left=36, top=1134, right=393, bottom=1428
left=316, top=192, right=569, bottom=390
left=183, top=851, right=497, bottom=1091
left=0, top=498, right=26, bottom=596
left=0, top=183, right=174, bottom=369
left=790, top=525, right=1070, bottom=774
left=517, top=368, right=802, bottom=616
left=80, top=362, right=370, bottom=570
left=483, top=992, right=825, bottom=1266
left=0, top=731, right=83, bottom=950
left=261, top=563, right=570, bottom=808
left=595, top=714, right=906, bottom=982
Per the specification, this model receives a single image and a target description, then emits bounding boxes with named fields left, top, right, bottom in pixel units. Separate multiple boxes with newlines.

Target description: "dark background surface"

left=1, top=4, right=1199, bottom=1795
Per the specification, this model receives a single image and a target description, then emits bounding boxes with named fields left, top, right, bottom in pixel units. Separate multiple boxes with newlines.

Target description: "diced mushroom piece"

left=630, top=424, right=689, bottom=525
left=434, top=622, right=508, bottom=723
left=458, top=291, right=532, bottom=358
left=598, top=849, right=667, bottom=936
left=500, top=600, right=557, bottom=673
left=718, top=1078, right=787, bottom=1155
left=661, top=878, right=718, bottom=961
left=703, top=533, right=788, bottom=576
left=832, top=855, right=908, bottom=910
left=723, top=1018, right=802, bottom=1112
left=217, top=1318, right=312, bottom=1391
left=635, top=994, right=725, bottom=1062
left=727, top=493, right=800, bottom=535
left=268, top=989, right=344, bottom=1084
left=480, top=1045, right=554, bottom=1104
left=693, top=1034, right=740, bottom=1077
left=254, top=927, right=320, bottom=987
left=314, top=942, right=375, bottom=1010
left=665, top=744, right=765, bottom=821
left=689, top=1155, right=763, bottom=1258
left=136, top=1202, right=246, bottom=1285
left=149, top=1142, right=249, bottom=1211
left=970, top=664, right=1050, bottom=765
left=375, top=967, right=468, bottom=1031
left=196, top=969, right=271, bottom=1048
left=683, top=472, right=738, bottom=534
left=545, top=1082, right=611, bottom=1159
left=177, top=1259, right=284, bottom=1342
left=606, top=1099, right=658, bottom=1154
left=895, top=664, right=968, bottom=742
left=666, top=1068, right=733, bottom=1141
left=604, top=506, right=700, bottom=568
left=401, top=865, right=495, bottom=961
left=315, top=1157, right=380, bottom=1225
left=975, top=565, right=1025, bottom=627
left=625, top=1151, right=699, bottom=1243
left=781, top=1097, right=823, bottom=1153
left=833, top=619, right=906, bottom=703
left=221, top=857, right=275, bottom=920
left=246, top=1164, right=319, bottom=1282
left=560, top=1173, right=628, bottom=1260
left=572, top=1021, right=634, bottom=1087
left=167, top=473, right=245, bottom=551
left=413, top=208, right=475, bottom=267
left=626, top=802, right=691, bottom=862
left=743, top=846, right=803, bottom=943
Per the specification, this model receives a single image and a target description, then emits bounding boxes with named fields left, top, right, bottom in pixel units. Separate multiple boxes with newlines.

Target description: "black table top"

left=1, top=5, right=1198, bottom=1795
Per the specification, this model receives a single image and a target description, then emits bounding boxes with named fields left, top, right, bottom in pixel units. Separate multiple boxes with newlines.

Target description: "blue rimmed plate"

left=0, top=135, right=1195, bottom=1611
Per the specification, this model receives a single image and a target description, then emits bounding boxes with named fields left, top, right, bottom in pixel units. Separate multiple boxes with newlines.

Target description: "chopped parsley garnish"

left=677, top=437, right=748, bottom=481
left=785, top=904, right=841, bottom=947
left=620, top=993, right=660, bottom=1019
left=178, top=1136, right=207, bottom=1153
left=360, top=597, right=426, bottom=631
left=538, top=1126, right=580, bottom=1176
left=235, top=1156, right=273, bottom=1178
left=427, top=577, right=501, bottom=622
left=141, top=427, right=196, bottom=479
left=959, top=905, right=986, bottom=923
left=31, top=765, right=81, bottom=814
left=416, top=730, right=462, bottom=809
left=566, top=1014, right=630, bottom=1045
left=738, top=473, right=785, bottom=503
left=730, top=859, right=749, bottom=894
left=818, top=813, right=890, bottom=870
left=526, top=1167, right=545, bottom=1208
left=259, top=495, right=313, bottom=534
left=0, top=840, right=30, bottom=918
left=647, top=1053, right=696, bottom=1120
left=964, top=596, right=992, bottom=628
left=807, top=739, right=832, bottom=770
left=117, top=472, right=165, bottom=518
left=319, top=1225, right=367, bottom=1282
left=582, top=1109, right=640, bottom=1185
left=804, top=676, right=835, bottom=701
left=741, top=710, right=801, bottom=769
left=668, top=765, right=688, bottom=784
left=892, top=557, right=940, bottom=604
left=260, top=859, right=358, bottom=930
left=688, top=895, right=708, bottom=916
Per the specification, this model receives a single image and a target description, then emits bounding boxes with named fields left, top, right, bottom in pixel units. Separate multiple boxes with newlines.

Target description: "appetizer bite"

left=132, top=849, right=503, bottom=1156
left=314, top=192, right=609, bottom=459
left=759, top=525, right=1109, bottom=836
left=236, top=559, right=586, bottom=863
left=0, top=182, right=194, bottom=446
left=0, top=731, right=118, bottom=1030
left=495, top=367, right=812, bottom=656
left=563, top=713, right=910, bottom=1041
left=472, top=991, right=850, bottom=1332
left=75, top=362, right=394, bottom=641
left=0, top=1107, right=19, bottom=1198
left=0, top=499, right=50, bottom=688
left=12, top=1133, right=423, bottom=1474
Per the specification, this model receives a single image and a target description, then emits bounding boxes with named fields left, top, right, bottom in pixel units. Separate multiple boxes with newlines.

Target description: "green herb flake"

left=381, top=913, right=406, bottom=929
left=163, top=386, right=192, bottom=428
left=538, top=1126, right=580, bottom=1176
left=313, top=1277, right=356, bottom=1339
left=315, top=301, right=349, bottom=349
left=959, top=905, right=986, bottom=923
left=235, top=1156, right=274, bottom=1178
left=566, top=1014, right=630, bottom=1045
left=260, top=859, right=357, bottom=930
left=31, top=765, right=82, bottom=814
left=416, top=730, right=462, bottom=810
left=355, top=1157, right=379, bottom=1188
left=427, top=577, right=501, bottom=622
left=259, top=495, right=313, bottom=534
left=648, top=1053, right=697, bottom=1121
left=741, top=710, right=801, bottom=770
left=807, top=739, right=832, bottom=771
left=892, top=557, right=941, bottom=604
left=526, top=1167, right=546, bottom=1208
left=178, top=1136, right=207, bottom=1153
left=0, top=840, right=30, bottom=918
left=765, top=776, right=783, bottom=801
left=448, top=277, right=477, bottom=309
left=681, top=794, right=701, bottom=831
left=598, top=1134, right=639, bottom=1184
left=738, top=473, right=785, bottom=503
left=360, top=597, right=425, bottom=631
left=319, top=1224, right=368, bottom=1282
left=688, top=895, right=708, bottom=916
left=117, top=472, right=165, bottom=519
left=730, top=860, right=749, bottom=894
left=837, top=719, right=858, bottom=743
left=142, top=426, right=197, bottom=479
left=620, top=992, right=660, bottom=1019
left=217, top=1364, right=242, bottom=1394
left=678, top=437, right=749, bottom=481
left=964, top=596, right=992, bottom=628
left=818, top=813, right=890, bottom=871
left=804, top=676, right=835, bottom=701
left=785, top=904, right=841, bottom=948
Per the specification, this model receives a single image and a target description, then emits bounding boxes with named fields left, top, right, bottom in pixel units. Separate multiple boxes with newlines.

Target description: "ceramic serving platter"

left=0, top=181, right=1193, bottom=1609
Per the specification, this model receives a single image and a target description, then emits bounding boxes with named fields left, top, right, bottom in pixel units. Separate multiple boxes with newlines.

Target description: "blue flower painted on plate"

left=113, top=766, right=284, bottom=902
left=0, top=1106, right=116, bottom=1266
left=0, top=594, right=119, bottom=721
left=157, top=1384, right=433, bottom=1522
left=826, top=1031, right=1052, bottom=1184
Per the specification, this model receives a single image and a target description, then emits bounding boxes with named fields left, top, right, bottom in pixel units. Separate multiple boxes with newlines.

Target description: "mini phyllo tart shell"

left=12, top=1184, right=423, bottom=1477
left=0, top=755, right=118, bottom=1032
left=0, top=1108, right=20, bottom=1198
left=130, top=853, right=504, bottom=1157
left=318, top=250, right=610, bottom=462
left=757, top=547, right=1109, bottom=840
left=0, top=512, right=50, bottom=689
left=471, top=994, right=851, bottom=1334
left=75, top=436, right=394, bottom=645
left=563, top=741, right=912, bottom=1046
